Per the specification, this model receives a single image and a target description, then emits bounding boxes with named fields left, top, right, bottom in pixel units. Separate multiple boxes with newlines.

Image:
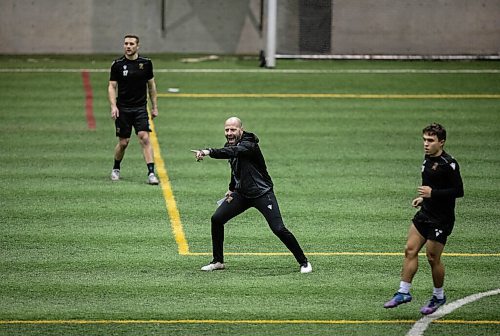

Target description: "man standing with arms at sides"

left=384, top=123, right=464, bottom=315
left=191, top=117, right=312, bottom=274
left=108, top=34, right=159, bottom=185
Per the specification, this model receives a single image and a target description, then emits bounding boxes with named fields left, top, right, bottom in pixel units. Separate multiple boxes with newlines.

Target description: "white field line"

left=406, top=288, right=500, bottom=336
left=1, top=68, right=500, bottom=74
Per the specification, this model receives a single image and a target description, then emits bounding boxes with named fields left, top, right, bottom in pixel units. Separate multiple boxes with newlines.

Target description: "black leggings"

left=210, top=191, right=307, bottom=265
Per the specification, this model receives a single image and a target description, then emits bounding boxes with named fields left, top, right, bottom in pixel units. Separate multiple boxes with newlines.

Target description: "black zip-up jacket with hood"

left=209, top=131, right=273, bottom=198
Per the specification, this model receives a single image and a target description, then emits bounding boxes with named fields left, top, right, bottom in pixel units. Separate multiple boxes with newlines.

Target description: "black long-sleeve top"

left=209, top=132, right=273, bottom=198
left=420, top=151, right=464, bottom=223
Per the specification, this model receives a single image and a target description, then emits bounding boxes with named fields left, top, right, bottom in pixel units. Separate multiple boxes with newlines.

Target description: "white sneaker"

left=148, top=173, right=159, bottom=185
left=111, top=169, right=120, bottom=181
left=201, top=262, right=225, bottom=271
left=300, top=261, right=312, bottom=274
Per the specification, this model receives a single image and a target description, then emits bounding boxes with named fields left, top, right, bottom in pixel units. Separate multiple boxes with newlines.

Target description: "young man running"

left=384, top=123, right=464, bottom=315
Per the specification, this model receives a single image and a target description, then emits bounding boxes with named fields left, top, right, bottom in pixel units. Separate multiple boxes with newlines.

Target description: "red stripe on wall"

left=81, top=70, right=96, bottom=130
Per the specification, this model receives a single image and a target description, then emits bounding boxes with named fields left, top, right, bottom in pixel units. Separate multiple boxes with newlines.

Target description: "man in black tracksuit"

left=192, top=117, right=312, bottom=273
left=384, top=123, right=464, bottom=315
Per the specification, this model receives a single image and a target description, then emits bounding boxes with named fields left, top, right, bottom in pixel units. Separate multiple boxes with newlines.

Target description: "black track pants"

left=210, top=191, right=307, bottom=265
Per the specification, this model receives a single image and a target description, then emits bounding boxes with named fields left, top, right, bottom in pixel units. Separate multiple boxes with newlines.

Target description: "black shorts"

left=412, top=211, right=454, bottom=245
left=115, top=105, right=151, bottom=138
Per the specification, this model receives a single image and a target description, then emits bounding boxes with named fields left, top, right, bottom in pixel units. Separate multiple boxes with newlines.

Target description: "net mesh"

left=276, top=0, right=332, bottom=57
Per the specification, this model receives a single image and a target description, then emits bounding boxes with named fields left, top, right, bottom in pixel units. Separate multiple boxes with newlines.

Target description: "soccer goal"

left=263, top=0, right=500, bottom=67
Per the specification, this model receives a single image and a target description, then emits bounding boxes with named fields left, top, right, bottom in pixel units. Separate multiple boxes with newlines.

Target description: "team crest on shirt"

left=432, top=162, right=438, bottom=170
left=122, top=65, right=128, bottom=76
left=139, top=63, right=144, bottom=69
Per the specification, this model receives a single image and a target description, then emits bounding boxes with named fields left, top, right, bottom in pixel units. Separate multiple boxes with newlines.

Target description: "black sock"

left=113, top=159, right=122, bottom=170
left=147, top=163, right=155, bottom=175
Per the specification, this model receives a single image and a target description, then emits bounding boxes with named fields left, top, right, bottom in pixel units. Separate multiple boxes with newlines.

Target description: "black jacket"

left=209, top=131, right=273, bottom=198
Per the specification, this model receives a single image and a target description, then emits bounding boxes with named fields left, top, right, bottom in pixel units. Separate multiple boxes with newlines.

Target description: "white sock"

left=399, top=281, right=412, bottom=294
left=433, top=287, right=444, bottom=300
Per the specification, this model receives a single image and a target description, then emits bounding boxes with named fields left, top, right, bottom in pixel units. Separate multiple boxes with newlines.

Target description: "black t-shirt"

left=110, top=56, right=154, bottom=108
left=420, top=151, right=464, bottom=223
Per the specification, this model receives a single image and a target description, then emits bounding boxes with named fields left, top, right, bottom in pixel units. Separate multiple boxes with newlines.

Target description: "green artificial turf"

left=0, top=56, right=499, bottom=335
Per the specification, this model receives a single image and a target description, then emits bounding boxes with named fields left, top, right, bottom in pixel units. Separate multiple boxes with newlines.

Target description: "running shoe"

left=384, top=292, right=413, bottom=308
left=111, top=169, right=120, bottom=181
left=148, top=173, right=159, bottom=185
left=201, top=261, right=225, bottom=271
left=420, top=295, right=446, bottom=315
left=300, top=261, right=313, bottom=274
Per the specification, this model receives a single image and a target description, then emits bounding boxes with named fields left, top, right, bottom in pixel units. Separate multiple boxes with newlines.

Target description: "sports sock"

left=113, top=159, right=121, bottom=170
left=399, top=281, right=412, bottom=294
left=433, top=287, right=444, bottom=300
left=147, top=162, right=155, bottom=175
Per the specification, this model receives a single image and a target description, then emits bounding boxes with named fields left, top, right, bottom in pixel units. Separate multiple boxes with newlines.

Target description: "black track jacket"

left=209, top=132, right=273, bottom=198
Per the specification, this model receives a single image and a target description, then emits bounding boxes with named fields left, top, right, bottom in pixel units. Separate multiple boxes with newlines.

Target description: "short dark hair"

left=124, top=34, right=139, bottom=44
left=423, top=123, right=446, bottom=141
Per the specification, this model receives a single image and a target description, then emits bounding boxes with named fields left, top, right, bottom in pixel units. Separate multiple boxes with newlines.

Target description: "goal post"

left=265, top=0, right=277, bottom=68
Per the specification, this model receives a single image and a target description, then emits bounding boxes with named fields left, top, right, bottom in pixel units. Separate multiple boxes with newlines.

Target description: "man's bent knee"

left=404, top=244, right=420, bottom=259
left=118, top=138, right=130, bottom=148
left=426, top=251, right=441, bottom=266
left=211, top=214, right=226, bottom=227
left=270, top=223, right=289, bottom=237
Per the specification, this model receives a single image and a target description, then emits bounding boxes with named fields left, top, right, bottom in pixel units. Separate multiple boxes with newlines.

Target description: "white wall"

left=1, top=0, right=498, bottom=55
left=0, top=0, right=264, bottom=54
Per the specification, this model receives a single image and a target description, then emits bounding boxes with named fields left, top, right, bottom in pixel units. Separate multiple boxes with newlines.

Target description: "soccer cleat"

left=384, top=292, right=413, bottom=308
left=111, top=169, right=120, bottom=181
left=148, top=173, right=159, bottom=185
left=420, top=295, right=446, bottom=315
left=300, top=261, right=313, bottom=274
left=201, top=261, right=225, bottom=271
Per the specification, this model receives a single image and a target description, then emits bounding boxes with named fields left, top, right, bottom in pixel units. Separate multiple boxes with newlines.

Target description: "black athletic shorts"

left=412, top=211, right=453, bottom=245
left=115, top=105, right=151, bottom=138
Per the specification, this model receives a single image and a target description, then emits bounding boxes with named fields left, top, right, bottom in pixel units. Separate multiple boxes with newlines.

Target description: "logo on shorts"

left=267, top=204, right=273, bottom=210
left=434, top=229, right=443, bottom=237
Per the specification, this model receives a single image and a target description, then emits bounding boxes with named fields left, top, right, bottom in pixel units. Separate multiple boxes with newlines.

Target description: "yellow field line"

left=1, top=319, right=498, bottom=325
left=184, top=251, right=500, bottom=257
left=148, top=110, right=189, bottom=255
left=158, top=93, right=500, bottom=99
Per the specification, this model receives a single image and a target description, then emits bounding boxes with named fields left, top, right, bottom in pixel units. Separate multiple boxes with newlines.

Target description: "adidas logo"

left=267, top=204, right=273, bottom=210
left=435, top=229, right=443, bottom=237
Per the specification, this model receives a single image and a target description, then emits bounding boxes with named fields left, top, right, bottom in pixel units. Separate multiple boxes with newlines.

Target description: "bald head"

left=224, top=117, right=244, bottom=145
left=225, top=117, right=242, bottom=128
